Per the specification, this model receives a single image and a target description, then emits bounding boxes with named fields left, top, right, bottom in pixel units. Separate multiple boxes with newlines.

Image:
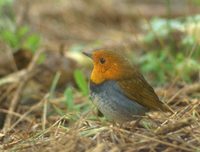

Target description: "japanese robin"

left=83, top=50, right=172, bottom=122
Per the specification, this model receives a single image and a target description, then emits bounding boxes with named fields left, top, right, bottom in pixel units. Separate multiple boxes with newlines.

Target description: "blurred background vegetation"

left=0, top=0, right=200, bottom=151
left=0, top=0, right=199, bottom=130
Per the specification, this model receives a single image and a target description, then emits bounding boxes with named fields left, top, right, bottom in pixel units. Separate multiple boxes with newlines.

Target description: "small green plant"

left=139, top=49, right=171, bottom=85
left=62, top=85, right=90, bottom=115
left=73, top=69, right=89, bottom=96
left=53, top=69, right=90, bottom=118
left=0, top=0, right=12, bottom=7
left=64, top=87, right=75, bottom=111
left=0, top=0, right=40, bottom=53
left=174, top=53, right=200, bottom=82
left=143, top=16, right=200, bottom=51
left=0, top=25, right=41, bottom=52
left=139, top=16, right=200, bottom=85
left=192, top=0, right=200, bottom=5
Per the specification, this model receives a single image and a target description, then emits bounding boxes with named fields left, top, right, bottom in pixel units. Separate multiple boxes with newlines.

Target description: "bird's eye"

left=99, top=57, right=106, bottom=64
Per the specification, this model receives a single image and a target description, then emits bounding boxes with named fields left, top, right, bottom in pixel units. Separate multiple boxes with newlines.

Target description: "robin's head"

left=83, top=50, right=134, bottom=84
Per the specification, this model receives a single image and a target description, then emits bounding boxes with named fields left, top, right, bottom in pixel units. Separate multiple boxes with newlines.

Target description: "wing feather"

left=117, top=70, right=170, bottom=112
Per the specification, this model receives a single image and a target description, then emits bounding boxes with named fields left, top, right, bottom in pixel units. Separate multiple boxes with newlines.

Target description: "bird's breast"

left=89, top=80, right=148, bottom=122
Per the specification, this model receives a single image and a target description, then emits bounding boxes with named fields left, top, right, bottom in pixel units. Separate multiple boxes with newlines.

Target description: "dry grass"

left=0, top=75, right=199, bottom=151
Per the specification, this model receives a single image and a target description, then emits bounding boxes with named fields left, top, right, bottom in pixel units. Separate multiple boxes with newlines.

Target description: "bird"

left=83, top=49, right=172, bottom=122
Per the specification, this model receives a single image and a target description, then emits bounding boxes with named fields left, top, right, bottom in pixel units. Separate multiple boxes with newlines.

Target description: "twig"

left=0, top=109, right=32, bottom=123
left=181, top=83, right=200, bottom=95
left=10, top=96, right=45, bottom=130
left=0, top=83, right=16, bottom=105
left=4, top=45, right=18, bottom=72
left=42, top=72, right=61, bottom=130
left=42, top=96, right=48, bottom=131
left=3, top=49, right=44, bottom=132
left=167, top=82, right=200, bottom=104
left=155, top=117, right=195, bottom=135
left=134, top=132, right=195, bottom=152
left=0, top=70, right=27, bottom=86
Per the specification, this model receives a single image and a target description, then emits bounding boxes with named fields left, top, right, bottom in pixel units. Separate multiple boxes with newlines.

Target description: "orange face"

left=88, top=50, right=133, bottom=84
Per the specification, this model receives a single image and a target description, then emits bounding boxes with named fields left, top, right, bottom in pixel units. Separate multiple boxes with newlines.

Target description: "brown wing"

left=118, top=70, right=170, bottom=112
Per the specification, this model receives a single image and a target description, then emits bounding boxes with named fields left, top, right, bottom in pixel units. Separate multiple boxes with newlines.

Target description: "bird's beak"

left=82, top=52, right=92, bottom=59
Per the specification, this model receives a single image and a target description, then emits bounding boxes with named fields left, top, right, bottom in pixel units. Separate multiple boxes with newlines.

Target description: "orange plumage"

left=83, top=50, right=172, bottom=122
